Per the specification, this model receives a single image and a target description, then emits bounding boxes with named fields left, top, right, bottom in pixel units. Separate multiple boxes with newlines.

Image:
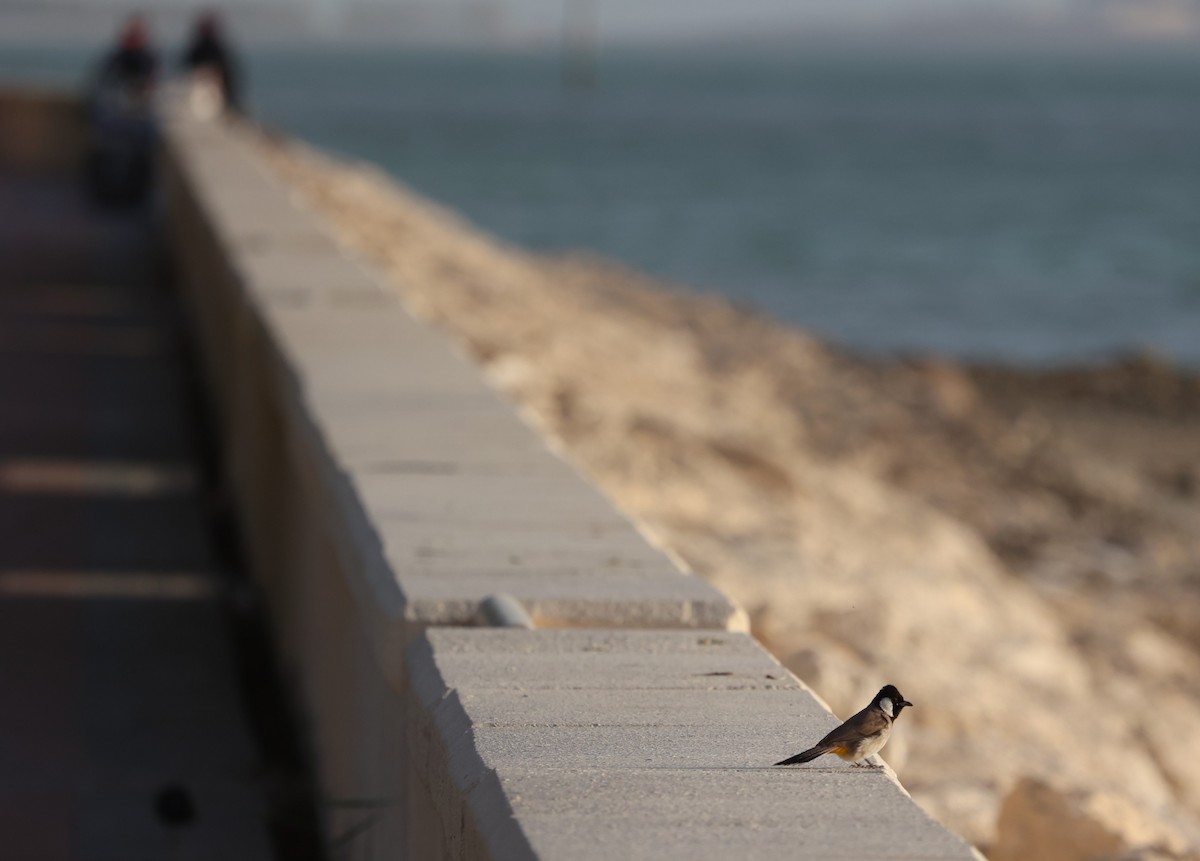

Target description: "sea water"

left=7, top=44, right=1200, bottom=366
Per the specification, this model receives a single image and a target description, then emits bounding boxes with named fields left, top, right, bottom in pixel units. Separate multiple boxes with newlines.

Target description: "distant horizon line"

left=2, top=4, right=1200, bottom=53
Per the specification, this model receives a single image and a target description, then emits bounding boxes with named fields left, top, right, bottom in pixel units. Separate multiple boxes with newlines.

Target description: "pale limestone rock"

left=1104, top=849, right=1200, bottom=861
left=1139, top=693, right=1200, bottom=814
left=992, top=778, right=1192, bottom=861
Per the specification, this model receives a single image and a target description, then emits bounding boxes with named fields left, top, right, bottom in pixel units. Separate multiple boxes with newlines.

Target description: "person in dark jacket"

left=94, top=14, right=158, bottom=93
left=85, top=14, right=159, bottom=204
left=180, top=11, right=242, bottom=113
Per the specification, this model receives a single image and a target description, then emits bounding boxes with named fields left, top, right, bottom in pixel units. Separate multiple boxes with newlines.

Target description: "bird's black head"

left=875, top=685, right=913, bottom=719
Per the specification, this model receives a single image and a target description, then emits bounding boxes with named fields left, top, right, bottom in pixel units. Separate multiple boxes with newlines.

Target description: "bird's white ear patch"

left=879, top=697, right=894, bottom=717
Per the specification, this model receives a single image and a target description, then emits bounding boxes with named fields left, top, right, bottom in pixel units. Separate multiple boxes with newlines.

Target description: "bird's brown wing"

left=815, top=706, right=890, bottom=748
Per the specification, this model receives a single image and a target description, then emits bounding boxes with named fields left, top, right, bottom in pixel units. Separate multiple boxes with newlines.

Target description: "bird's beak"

left=901, top=700, right=913, bottom=708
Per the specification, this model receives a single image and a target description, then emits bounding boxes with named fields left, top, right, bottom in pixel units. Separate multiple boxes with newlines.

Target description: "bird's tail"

left=774, top=746, right=827, bottom=766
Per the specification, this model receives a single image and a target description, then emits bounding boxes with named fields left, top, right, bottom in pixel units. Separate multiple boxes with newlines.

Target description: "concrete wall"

left=161, top=111, right=980, bottom=860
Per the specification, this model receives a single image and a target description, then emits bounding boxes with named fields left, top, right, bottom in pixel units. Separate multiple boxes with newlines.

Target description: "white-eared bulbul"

left=775, top=685, right=912, bottom=767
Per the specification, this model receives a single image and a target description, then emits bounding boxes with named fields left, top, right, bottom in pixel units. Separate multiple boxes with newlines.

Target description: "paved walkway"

left=0, top=174, right=277, bottom=860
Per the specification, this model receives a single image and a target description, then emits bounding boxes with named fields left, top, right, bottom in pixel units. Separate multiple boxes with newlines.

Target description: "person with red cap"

left=96, top=14, right=159, bottom=95
left=85, top=13, right=160, bottom=205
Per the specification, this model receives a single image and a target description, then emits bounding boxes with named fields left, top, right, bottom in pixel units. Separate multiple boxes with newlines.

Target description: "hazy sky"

left=0, top=0, right=1189, bottom=46
left=309, top=0, right=1072, bottom=42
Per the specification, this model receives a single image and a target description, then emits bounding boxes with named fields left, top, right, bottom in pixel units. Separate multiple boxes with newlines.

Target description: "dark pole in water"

left=562, top=0, right=598, bottom=92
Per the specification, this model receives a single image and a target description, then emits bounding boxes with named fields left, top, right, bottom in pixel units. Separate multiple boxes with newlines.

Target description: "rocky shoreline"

left=255, top=128, right=1200, bottom=858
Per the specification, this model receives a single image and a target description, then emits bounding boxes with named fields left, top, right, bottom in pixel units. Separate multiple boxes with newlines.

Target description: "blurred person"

left=180, top=11, right=242, bottom=118
left=93, top=13, right=159, bottom=96
left=85, top=14, right=160, bottom=205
